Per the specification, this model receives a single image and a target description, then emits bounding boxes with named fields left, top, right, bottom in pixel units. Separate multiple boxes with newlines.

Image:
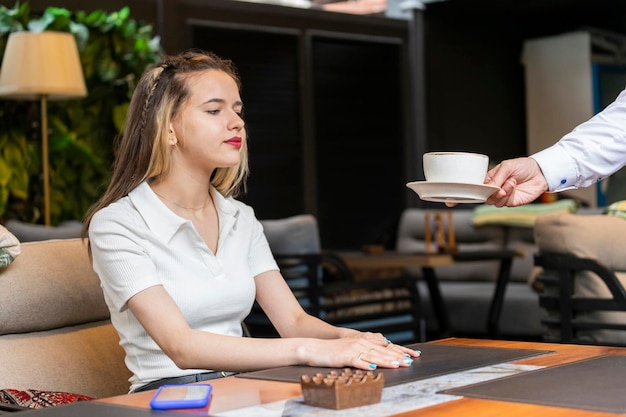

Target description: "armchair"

left=245, top=215, right=424, bottom=344
left=534, top=211, right=626, bottom=345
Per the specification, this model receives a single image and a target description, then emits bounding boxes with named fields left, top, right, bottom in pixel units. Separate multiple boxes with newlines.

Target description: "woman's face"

left=169, top=69, right=245, bottom=178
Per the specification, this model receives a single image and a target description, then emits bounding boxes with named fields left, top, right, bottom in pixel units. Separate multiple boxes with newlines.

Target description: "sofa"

left=395, top=207, right=543, bottom=340
left=0, top=238, right=131, bottom=401
left=394, top=202, right=605, bottom=341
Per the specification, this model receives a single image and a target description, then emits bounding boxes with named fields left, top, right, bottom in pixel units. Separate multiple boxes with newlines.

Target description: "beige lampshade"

left=0, top=31, right=87, bottom=100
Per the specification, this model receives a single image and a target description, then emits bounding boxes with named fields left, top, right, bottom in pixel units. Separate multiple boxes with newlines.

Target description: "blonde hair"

left=83, top=50, right=248, bottom=240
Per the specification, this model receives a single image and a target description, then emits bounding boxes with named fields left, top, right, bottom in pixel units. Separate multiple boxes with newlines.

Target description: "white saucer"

left=406, top=181, right=500, bottom=204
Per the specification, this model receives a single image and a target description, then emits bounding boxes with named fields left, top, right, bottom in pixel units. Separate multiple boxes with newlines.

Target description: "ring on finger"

left=357, top=352, right=366, bottom=361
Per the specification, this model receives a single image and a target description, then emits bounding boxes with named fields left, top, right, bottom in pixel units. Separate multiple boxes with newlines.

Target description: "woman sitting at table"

left=83, top=49, right=419, bottom=393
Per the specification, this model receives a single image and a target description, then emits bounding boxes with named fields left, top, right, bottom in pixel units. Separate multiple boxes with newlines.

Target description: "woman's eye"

left=207, top=110, right=219, bottom=115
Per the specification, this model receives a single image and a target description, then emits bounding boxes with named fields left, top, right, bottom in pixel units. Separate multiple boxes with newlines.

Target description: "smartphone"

left=149, top=384, right=212, bottom=410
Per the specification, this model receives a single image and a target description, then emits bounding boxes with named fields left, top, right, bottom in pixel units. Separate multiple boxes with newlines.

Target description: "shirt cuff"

left=531, top=145, right=578, bottom=192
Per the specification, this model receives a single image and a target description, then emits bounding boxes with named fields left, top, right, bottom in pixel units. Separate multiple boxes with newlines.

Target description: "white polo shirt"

left=89, top=181, right=278, bottom=391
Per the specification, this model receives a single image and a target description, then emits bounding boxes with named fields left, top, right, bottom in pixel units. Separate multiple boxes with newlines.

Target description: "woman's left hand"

left=342, top=329, right=421, bottom=359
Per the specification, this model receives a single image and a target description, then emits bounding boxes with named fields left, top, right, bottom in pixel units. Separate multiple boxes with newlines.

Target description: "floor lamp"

left=0, top=31, right=87, bottom=226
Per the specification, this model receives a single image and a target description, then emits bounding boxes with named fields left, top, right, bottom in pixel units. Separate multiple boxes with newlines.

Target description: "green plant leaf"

left=0, top=4, right=161, bottom=223
left=113, top=102, right=129, bottom=131
left=70, top=21, right=89, bottom=48
left=26, top=13, right=53, bottom=32
left=0, top=158, right=11, bottom=186
left=0, top=3, right=28, bottom=35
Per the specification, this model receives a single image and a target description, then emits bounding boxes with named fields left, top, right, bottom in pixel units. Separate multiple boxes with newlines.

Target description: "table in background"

left=98, top=338, right=626, bottom=417
left=338, top=250, right=521, bottom=338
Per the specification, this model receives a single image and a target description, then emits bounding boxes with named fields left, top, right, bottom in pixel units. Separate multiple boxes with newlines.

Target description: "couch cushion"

left=0, top=238, right=109, bottom=335
left=535, top=212, right=626, bottom=270
left=0, top=322, right=130, bottom=398
left=534, top=212, right=626, bottom=344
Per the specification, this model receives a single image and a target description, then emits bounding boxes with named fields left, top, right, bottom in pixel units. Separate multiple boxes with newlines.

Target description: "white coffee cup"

left=423, top=152, right=489, bottom=184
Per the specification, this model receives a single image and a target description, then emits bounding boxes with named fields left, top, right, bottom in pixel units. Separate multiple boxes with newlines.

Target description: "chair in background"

left=244, top=215, right=424, bottom=344
left=534, top=211, right=626, bottom=346
left=243, top=215, right=324, bottom=337
left=535, top=253, right=626, bottom=346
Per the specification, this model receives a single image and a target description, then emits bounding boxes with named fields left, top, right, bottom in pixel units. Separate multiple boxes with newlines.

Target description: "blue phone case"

left=149, top=383, right=212, bottom=410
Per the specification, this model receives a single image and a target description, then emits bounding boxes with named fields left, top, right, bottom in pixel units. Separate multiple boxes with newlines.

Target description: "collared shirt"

left=89, top=181, right=278, bottom=391
left=532, top=87, right=626, bottom=192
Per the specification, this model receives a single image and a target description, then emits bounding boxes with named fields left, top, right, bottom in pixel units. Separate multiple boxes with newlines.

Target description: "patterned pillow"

left=0, top=225, right=20, bottom=269
left=0, top=388, right=92, bottom=408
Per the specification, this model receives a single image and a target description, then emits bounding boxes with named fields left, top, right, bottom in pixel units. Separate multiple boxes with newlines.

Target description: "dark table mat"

left=237, top=342, right=552, bottom=387
left=441, top=354, right=626, bottom=414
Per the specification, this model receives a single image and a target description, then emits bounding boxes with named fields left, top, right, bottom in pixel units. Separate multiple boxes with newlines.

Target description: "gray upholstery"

left=260, top=214, right=321, bottom=255
left=0, top=238, right=130, bottom=398
left=4, top=219, right=83, bottom=242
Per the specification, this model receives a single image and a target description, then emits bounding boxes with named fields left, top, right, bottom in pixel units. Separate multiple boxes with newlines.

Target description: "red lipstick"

left=225, top=136, right=242, bottom=149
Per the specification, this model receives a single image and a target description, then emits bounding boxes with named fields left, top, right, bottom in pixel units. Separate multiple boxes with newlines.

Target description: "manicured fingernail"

left=414, top=349, right=421, bottom=355
left=369, top=363, right=377, bottom=370
left=391, top=360, right=400, bottom=366
left=384, top=338, right=392, bottom=343
left=403, top=357, right=414, bottom=364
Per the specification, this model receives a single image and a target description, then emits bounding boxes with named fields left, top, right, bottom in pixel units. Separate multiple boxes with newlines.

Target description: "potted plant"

left=0, top=2, right=162, bottom=224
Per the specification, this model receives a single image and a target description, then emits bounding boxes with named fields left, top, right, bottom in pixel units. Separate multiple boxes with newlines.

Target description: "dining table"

left=97, top=337, right=626, bottom=416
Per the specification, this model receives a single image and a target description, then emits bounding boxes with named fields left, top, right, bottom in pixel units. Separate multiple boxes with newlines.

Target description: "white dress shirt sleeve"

left=531, top=87, right=626, bottom=192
